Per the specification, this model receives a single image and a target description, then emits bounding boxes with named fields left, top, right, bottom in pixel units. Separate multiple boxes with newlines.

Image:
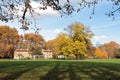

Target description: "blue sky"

left=0, top=0, right=120, bottom=45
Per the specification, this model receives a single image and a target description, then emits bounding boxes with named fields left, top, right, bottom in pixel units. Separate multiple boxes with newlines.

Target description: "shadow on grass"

left=0, top=61, right=26, bottom=69
left=40, top=62, right=120, bottom=80
left=69, top=62, right=120, bottom=80
left=40, top=62, right=63, bottom=80
left=40, top=62, right=84, bottom=80
left=1, top=61, right=120, bottom=80
left=0, top=62, right=46, bottom=80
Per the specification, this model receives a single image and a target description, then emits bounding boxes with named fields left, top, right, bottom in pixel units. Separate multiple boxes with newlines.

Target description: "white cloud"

left=30, top=1, right=58, bottom=16
left=16, top=1, right=58, bottom=18
left=93, top=35, right=108, bottom=41
left=39, top=29, right=63, bottom=41
left=55, top=29, right=61, bottom=33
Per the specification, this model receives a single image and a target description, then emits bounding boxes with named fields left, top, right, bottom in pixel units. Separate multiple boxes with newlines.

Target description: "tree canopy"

left=0, top=25, right=19, bottom=58
left=20, top=33, right=45, bottom=55
left=46, top=22, right=94, bottom=59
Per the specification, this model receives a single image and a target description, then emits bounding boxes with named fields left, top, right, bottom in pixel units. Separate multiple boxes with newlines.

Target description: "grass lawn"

left=0, top=59, right=120, bottom=80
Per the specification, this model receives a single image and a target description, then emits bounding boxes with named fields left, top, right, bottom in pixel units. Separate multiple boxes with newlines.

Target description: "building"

left=42, top=49, right=53, bottom=59
left=14, top=48, right=32, bottom=59
left=14, top=48, right=53, bottom=59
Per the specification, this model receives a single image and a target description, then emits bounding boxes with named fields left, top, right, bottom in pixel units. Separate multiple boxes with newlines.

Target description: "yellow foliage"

left=68, top=54, right=76, bottom=59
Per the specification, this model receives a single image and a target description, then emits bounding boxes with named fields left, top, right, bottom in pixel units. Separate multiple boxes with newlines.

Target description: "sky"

left=0, top=0, right=120, bottom=45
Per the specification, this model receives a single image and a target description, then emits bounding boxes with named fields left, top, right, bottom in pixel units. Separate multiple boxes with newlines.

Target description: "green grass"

left=0, top=59, right=120, bottom=80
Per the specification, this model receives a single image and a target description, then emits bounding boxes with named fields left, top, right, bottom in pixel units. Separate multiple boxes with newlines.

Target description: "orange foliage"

left=94, top=48, right=108, bottom=58
left=101, top=51, right=108, bottom=58
left=99, top=41, right=120, bottom=58
left=0, top=25, right=19, bottom=58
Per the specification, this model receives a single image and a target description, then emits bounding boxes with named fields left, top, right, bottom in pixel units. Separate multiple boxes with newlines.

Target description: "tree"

left=24, top=33, right=45, bottom=55
left=24, top=33, right=45, bottom=48
left=72, top=41, right=87, bottom=59
left=0, top=25, right=19, bottom=58
left=30, top=46, right=43, bottom=55
left=53, top=32, right=70, bottom=57
left=94, top=48, right=108, bottom=59
left=102, top=51, right=108, bottom=58
left=115, top=48, right=120, bottom=58
left=60, top=37, right=74, bottom=58
left=46, top=22, right=94, bottom=59
left=65, top=22, right=94, bottom=59
left=94, top=48, right=102, bottom=58
left=65, top=22, right=94, bottom=43
left=99, top=41, right=120, bottom=58
left=0, top=0, right=119, bottom=29
left=45, top=39, right=58, bottom=58
left=17, top=35, right=27, bottom=48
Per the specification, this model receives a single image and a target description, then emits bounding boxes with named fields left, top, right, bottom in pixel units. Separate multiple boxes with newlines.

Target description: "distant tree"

left=95, top=48, right=102, bottom=58
left=0, top=25, right=19, bottom=58
left=115, top=48, right=120, bottom=58
left=99, top=41, right=120, bottom=58
left=24, top=33, right=45, bottom=55
left=45, top=39, right=59, bottom=58
left=94, top=48, right=108, bottom=59
left=24, top=33, right=45, bottom=48
left=102, top=51, right=108, bottom=59
left=31, top=46, right=43, bottom=55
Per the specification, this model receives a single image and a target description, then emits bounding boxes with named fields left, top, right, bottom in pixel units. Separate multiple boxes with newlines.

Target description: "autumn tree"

left=99, top=41, right=120, bottom=58
left=52, top=33, right=71, bottom=58
left=94, top=48, right=108, bottom=59
left=45, top=39, right=58, bottom=58
left=115, top=48, right=120, bottom=58
left=46, top=22, right=94, bottom=59
left=24, top=33, right=45, bottom=55
left=94, top=48, right=102, bottom=58
left=64, top=22, right=94, bottom=59
left=30, top=47, right=43, bottom=55
left=45, top=32, right=74, bottom=58
left=0, top=25, right=19, bottom=58
left=52, top=32, right=87, bottom=59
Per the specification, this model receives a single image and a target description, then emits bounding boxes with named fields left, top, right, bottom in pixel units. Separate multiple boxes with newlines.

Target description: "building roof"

left=15, top=49, right=29, bottom=52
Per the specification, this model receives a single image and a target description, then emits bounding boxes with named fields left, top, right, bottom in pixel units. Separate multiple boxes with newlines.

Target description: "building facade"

left=42, top=49, right=53, bottom=59
left=14, top=48, right=53, bottom=59
left=14, top=49, right=32, bottom=59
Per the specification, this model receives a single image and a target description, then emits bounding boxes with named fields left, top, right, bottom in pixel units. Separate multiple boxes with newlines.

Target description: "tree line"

left=0, top=23, right=120, bottom=59
left=45, top=22, right=120, bottom=59
left=0, top=26, right=45, bottom=58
